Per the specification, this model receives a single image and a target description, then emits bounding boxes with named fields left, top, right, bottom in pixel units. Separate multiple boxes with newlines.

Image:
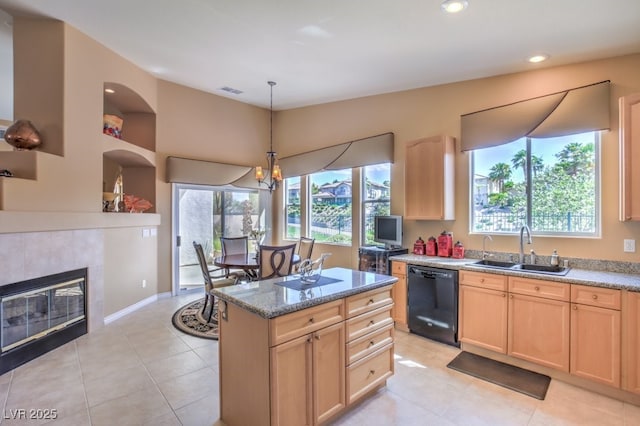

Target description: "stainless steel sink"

left=512, top=263, right=571, bottom=276
left=473, top=259, right=518, bottom=268
left=472, top=259, right=570, bottom=276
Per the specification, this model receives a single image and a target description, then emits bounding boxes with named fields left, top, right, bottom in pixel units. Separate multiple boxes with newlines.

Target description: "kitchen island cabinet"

left=213, top=268, right=396, bottom=426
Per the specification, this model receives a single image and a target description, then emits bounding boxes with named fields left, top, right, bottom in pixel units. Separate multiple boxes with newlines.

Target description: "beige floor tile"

left=174, top=394, right=220, bottom=426
left=156, top=367, right=218, bottom=411
left=89, top=383, right=172, bottom=426
left=131, top=335, right=193, bottom=362
left=142, top=411, right=182, bottom=425
left=624, top=402, right=640, bottom=425
left=83, top=364, right=156, bottom=407
left=193, top=342, right=220, bottom=368
left=145, top=350, right=208, bottom=383
left=78, top=349, right=144, bottom=383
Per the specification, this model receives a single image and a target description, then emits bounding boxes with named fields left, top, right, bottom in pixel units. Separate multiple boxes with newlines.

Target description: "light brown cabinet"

left=405, top=135, right=455, bottom=220
left=390, top=261, right=408, bottom=329
left=459, top=270, right=508, bottom=353
left=619, top=92, right=640, bottom=221
left=623, top=290, right=640, bottom=393
left=271, top=321, right=345, bottom=425
left=345, top=286, right=395, bottom=405
left=570, top=288, right=621, bottom=387
left=219, top=286, right=394, bottom=426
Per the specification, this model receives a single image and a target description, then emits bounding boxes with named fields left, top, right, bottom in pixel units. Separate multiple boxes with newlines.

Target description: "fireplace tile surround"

left=0, top=229, right=104, bottom=332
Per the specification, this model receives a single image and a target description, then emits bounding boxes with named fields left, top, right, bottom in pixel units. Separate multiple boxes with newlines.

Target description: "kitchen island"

left=212, top=267, right=397, bottom=426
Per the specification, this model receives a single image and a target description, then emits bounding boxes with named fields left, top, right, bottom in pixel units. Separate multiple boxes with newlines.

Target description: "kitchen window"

left=310, top=169, right=352, bottom=245
left=362, top=163, right=391, bottom=245
left=284, top=177, right=301, bottom=240
left=470, top=131, right=600, bottom=236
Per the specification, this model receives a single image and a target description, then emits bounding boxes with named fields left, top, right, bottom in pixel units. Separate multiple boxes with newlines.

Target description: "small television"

left=374, top=215, right=403, bottom=249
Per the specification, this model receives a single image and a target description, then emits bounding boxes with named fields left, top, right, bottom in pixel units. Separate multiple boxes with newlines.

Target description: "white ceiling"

left=0, top=0, right=639, bottom=113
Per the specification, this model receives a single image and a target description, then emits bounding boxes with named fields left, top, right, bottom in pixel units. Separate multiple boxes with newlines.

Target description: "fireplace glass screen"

left=1, top=278, right=85, bottom=352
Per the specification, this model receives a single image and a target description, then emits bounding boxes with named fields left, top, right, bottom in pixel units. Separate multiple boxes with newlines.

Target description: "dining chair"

left=220, top=236, right=250, bottom=281
left=257, top=243, right=297, bottom=279
left=193, top=241, right=236, bottom=323
left=297, top=237, right=315, bottom=261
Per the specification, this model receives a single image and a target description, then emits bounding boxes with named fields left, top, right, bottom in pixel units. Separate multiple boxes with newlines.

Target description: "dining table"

left=214, top=253, right=301, bottom=280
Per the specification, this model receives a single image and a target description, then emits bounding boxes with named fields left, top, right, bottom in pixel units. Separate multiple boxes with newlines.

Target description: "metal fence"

left=474, top=212, right=595, bottom=233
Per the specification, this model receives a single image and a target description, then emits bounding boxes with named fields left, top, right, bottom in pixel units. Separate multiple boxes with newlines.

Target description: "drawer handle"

left=368, top=340, right=376, bottom=347
left=368, top=369, right=376, bottom=377
left=480, top=278, right=485, bottom=283
left=510, top=294, right=514, bottom=299
left=315, top=334, right=320, bottom=341
left=592, top=294, right=598, bottom=300
left=367, top=298, right=375, bottom=305
left=502, top=293, right=506, bottom=298
left=534, top=286, right=540, bottom=291
left=573, top=305, right=578, bottom=310
left=308, top=317, right=315, bottom=324
left=368, top=320, right=375, bottom=327
left=307, top=337, right=312, bottom=343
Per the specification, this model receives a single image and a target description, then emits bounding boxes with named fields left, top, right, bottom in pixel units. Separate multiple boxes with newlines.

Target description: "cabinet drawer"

left=571, top=284, right=621, bottom=310
left=509, top=276, right=570, bottom=301
left=347, top=344, right=394, bottom=405
left=346, top=305, right=394, bottom=342
left=459, top=270, right=507, bottom=291
left=391, top=261, right=406, bottom=276
left=347, top=323, right=394, bottom=365
left=346, top=285, right=393, bottom=318
left=270, top=299, right=344, bottom=346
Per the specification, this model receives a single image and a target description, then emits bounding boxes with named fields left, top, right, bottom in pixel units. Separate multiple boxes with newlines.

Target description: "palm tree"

left=512, top=149, right=545, bottom=179
left=556, top=142, right=594, bottom=176
left=488, top=162, right=512, bottom=193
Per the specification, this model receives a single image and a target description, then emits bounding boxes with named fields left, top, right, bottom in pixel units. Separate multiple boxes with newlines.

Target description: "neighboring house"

left=313, top=180, right=352, bottom=205
left=365, top=181, right=389, bottom=200
left=287, top=181, right=300, bottom=202
left=473, top=174, right=501, bottom=208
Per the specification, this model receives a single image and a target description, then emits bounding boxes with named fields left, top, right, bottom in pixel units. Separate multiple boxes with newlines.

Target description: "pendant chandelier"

left=255, top=81, right=283, bottom=192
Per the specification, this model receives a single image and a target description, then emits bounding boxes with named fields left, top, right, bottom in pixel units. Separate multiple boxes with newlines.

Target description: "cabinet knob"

left=367, top=298, right=375, bottom=305
left=368, top=320, right=375, bottom=327
left=307, top=337, right=312, bottom=343
left=573, top=305, right=578, bottom=310
left=369, top=340, right=376, bottom=347
left=592, top=294, right=598, bottom=300
left=480, top=278, right=485, bottom=283
left=368, top=369, right=376, bottom=377
left=315, top=334, right=320, bottom=340
left=502, top=293, right=506, bottom=298
left=534, top=286, right=540, bottom=291
left=510, top=294, right=514, bottom=299
left=308, top=317, right=315, bottom=323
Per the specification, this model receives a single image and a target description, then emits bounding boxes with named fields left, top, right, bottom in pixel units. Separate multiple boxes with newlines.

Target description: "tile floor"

left=1, top=292, right=639, bottom=425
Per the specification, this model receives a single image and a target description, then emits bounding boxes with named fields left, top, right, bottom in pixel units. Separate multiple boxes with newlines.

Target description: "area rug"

left=171, top=298, right=218, bottom=340
left=447, top=351, right=551, bottom=400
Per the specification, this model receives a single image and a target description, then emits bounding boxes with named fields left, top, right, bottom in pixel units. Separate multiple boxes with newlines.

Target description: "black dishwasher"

left=407, top=265, right=459, bottom=347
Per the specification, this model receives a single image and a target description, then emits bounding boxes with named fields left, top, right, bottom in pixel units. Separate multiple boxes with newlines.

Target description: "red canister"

left=452, top=241, right=465, bottom=259
left=413, top=237, right=427, bottom=255
left=437, top=231, right=453, bottom=257
left=426, top=236, right=437, bottom=256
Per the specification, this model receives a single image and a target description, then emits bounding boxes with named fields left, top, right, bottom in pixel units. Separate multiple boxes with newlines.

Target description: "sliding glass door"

left=172, top=183, right=268, bottom=294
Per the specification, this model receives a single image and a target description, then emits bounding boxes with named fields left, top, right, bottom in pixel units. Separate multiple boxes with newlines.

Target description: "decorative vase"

left=3, top=120, right=42, bottom=150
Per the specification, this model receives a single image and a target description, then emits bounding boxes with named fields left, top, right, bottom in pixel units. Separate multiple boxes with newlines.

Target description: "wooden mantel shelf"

left=0, top=211, right=161, bottom=234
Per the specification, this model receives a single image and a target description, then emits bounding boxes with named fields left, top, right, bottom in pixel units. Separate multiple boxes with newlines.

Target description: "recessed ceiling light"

left=104, top=88, right=115, bottom=94
left=528, top=54, right=549, bottom=63
left=441, top=0, right=468, bottom=13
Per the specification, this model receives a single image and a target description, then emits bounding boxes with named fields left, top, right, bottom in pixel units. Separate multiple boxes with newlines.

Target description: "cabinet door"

left=571, top=303, right=620, bottom=387
left=271, top=334, right=313, bottom=426
left=313, top=322, right=346, bottom=424
left=619, top=92, right=640, bottom=221
left=508, top=293, right=570, bottom=371
left=623, top=291, right=640, bottom=393
left=459, top=285, right=508, bottom=353
left=405, top=135, right=455, bottom=220
left=391, top=271, right=408, bottom=329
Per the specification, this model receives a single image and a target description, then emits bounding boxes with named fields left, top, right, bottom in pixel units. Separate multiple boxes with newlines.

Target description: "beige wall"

left=274, top=54, right=640, bottom=264
left=2, top=17, right=640, bottom=313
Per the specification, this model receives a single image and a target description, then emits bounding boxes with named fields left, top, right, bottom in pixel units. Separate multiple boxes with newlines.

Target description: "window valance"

left=165, top=132, right=394, bottom=189
left=278, top=132, right=394, bottom=178
left=460, top=81, right=610, bottom=152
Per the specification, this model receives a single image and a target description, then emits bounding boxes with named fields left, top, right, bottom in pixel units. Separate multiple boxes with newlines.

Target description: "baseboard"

left=104, top=293, right=168, bottom=324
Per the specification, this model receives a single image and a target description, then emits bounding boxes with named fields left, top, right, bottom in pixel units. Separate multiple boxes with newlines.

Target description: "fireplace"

left=0, top=268, right=87, bottom=375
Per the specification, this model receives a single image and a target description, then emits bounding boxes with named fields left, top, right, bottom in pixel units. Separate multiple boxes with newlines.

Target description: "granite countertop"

left=390, top=254, right=640, bottom=292
left=211, top=267, right=397, bottom=319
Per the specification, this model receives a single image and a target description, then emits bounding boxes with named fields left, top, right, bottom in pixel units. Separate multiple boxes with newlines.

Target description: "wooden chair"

left=193, top=241, right=236, bottom=323
left=297, top=237, right=315, bottom=261
left=257, top=243, right=297, bottom=279
left=221, top=236, right=249, bottom=282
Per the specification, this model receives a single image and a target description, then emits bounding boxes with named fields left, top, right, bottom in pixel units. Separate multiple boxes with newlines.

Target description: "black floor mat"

left=447, top=351, right=551, bottom=400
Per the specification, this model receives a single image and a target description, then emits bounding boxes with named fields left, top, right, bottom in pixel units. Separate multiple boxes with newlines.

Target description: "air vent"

left=219, top=86, right=243, bottom=95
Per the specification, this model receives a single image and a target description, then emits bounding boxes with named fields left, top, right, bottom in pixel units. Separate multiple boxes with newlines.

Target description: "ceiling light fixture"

left=441, top=0, right=468, bottom=13
left=255, top=81, right=283, bottom=193
left=528, top=54, right=549, bottom=63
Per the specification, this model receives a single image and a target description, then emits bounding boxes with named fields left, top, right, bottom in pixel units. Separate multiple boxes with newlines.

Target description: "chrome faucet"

left=482, top=235, right=493, bottom=259
left=519, top=225, right=532, bottom=264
